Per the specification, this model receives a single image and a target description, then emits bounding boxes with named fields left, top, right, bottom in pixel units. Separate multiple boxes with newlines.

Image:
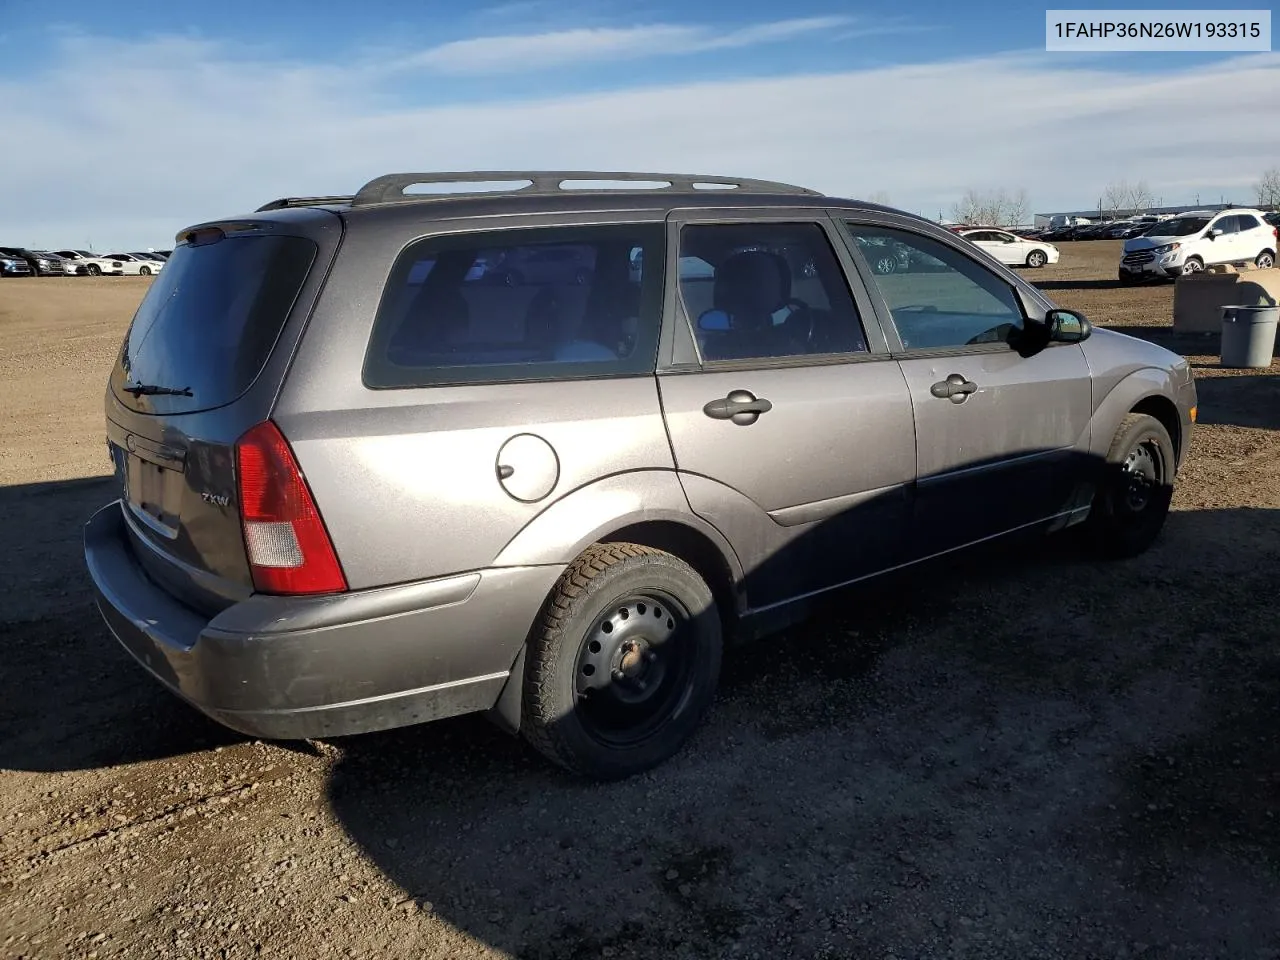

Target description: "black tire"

left=139, top=265, right=151, bottom=276
left=1084, top=413, right=1175, bottom=559
left=1026, top=249, right=1048, bottom=268
left=1118, top=270, right=1139, bottom=285
left=1181, top=257, right=1204, bottom=275
left=522, top=542, right=722, bottom=780
left=1257, top=250, right=1275, bottom=270
left=87, top=263, right=101, bottom=276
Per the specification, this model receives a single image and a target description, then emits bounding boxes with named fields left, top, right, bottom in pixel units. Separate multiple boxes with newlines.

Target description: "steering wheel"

left=965, top=322, right=1016, bottom=345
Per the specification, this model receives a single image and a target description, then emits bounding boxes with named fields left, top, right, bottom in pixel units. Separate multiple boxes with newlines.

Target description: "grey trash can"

left=1220, top=305, right=1279, bottom=369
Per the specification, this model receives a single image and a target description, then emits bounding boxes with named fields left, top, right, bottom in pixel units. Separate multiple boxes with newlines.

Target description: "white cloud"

left=394, top=17, right=853, bottom=74
left=0, top=35, right=1277, bottom=249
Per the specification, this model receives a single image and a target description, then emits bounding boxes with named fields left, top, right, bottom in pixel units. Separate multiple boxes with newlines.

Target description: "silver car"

left=84, top=171, right=1198, bottom=780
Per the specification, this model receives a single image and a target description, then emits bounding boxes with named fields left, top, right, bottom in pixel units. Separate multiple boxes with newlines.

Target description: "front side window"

left=364, top=224, right=663, bottom=388
left=677, top=222, right=868, bottom=362
left=844, top=223, right=1025, bottom=351
left=1213, top=216, right=1239, bottom=235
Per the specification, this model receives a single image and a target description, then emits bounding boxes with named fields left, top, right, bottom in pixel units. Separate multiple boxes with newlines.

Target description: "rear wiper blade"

left=122, top=381, right=193, bottom=397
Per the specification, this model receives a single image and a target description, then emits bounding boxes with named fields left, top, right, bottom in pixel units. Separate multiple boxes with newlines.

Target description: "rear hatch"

left=104, top=214, right=340, bottom=615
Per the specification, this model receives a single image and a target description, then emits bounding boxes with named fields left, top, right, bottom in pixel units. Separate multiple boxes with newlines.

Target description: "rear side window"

left=114, top=234, right=317, bottom=413
left=364, top=224, right=664, bottom=388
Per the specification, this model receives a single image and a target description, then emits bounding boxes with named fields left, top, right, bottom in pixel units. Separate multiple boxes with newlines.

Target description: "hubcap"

left=1121, top=440, right=1162, bottom=513
left=575, top=592, right=693, bottom=747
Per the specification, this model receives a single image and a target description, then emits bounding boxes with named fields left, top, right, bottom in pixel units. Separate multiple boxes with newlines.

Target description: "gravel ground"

left=1, top=244, right=1278, bottom=959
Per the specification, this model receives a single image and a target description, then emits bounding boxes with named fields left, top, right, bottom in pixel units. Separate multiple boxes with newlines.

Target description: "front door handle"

left=703, top=389, right=773, bottom=425
left=930, top=374, right=978, bottom=404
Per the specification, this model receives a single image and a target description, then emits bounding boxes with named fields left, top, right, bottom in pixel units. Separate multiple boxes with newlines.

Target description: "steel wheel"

left=574, top=591, right=695, bottom=749
left=1120, top=438, right=1164, bottom=514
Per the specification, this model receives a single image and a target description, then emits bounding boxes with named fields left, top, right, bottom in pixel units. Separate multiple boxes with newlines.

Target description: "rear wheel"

left=522, top=543, right=722, bottom=780
left=1084, top=413, right=1175, bottom=559
left=1257, top=250, right=1275, bottom=270
left=1026, top=249, right=1048, bottom=268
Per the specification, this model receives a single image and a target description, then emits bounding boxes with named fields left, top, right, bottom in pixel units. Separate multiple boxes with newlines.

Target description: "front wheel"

left=1084, top=413, right=1175, bottom=559
left=139, top=266, right=151, bottom=276
left=522, top=543, right=722, bottom=780
left=86, top=263, right=101, bottom=276
left=1181, top=257, right=1204, bottom=275
left=1026, top=249, right=1048, bottom=268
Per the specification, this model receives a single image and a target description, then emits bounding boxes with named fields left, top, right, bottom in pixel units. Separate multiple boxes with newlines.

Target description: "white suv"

left=1118, top=208, right=1277, bottom=282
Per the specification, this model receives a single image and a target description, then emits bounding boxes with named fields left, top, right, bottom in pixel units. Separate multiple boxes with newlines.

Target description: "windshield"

left=1153, top=216, right=1210, bottom=236
left=114, top=233, right=317, bottom=413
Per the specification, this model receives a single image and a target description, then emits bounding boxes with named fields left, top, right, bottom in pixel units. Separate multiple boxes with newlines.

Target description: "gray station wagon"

left=84, top=171, right=1198, bottom=780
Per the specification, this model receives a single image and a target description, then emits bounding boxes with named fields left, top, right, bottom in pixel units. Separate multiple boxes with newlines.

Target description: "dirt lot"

left=2, top=244, right=1278, bottom=960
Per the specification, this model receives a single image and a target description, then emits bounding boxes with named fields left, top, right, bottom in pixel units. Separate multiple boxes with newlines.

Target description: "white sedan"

left=102, top=252, right=164, bottom=276
left=52, top=250, right=126, bottom=276
left=958, top=229, right=1060, bottom=268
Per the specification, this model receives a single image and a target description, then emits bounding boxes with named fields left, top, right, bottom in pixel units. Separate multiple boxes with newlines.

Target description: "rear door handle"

left=703, top=390, right=773, bottom=425
left=930, top=374, right=978, bottom=404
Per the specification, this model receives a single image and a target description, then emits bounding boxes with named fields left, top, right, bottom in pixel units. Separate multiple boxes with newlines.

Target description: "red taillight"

left=235, top=421, right=347, bottom=595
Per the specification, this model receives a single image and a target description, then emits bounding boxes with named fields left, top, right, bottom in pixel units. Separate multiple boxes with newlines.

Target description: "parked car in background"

left=0, top=251, right=33, bottom=277
left=84, top=170, right=1197, bottom=780
left=1119, top=208, right=1278, bottom=282
left=1265, top=211, right=1280, bottom=229
left=102, top=252, right=163, bottom=275
left=0, top=246, right=67, bottom=276
left=34, top=251, right=83, bottom=275
left=130, top=252, right=169, bottom=266
left=957, top=228, right=1060, bottom=268
left=53, top=250, right=123, bottom=276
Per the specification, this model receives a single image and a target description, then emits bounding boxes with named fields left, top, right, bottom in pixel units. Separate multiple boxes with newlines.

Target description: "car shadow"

left=0, top=476, right=246, bottom=771
left=1192, top=374, right=1280, bottom=430
left=326, top=505, right=1280, bottom=958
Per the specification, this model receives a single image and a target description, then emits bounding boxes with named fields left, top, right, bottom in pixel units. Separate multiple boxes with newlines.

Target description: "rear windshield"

left=114, top=234, right=316, bottom=413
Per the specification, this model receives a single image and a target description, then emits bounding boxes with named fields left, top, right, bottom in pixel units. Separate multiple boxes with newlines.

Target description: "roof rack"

left=255, top=195, right=355, bottom=212
left=350, top=171, right=822, bottom=207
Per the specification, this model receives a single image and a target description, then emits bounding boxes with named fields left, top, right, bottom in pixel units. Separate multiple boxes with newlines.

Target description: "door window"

left=676, top=222, right=868, bottom=362
left=1213, top=216, right=1239, bottom=235
left=843, top=223, right=1025, bottom=351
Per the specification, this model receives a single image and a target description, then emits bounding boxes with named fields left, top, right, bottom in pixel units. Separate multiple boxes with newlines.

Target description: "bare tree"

left=951, top=187, right=1029, bottom=227
left=1125, top=180, right=1154, bottom=214
left=1006, top=188, right=1029, bottom=229
left=1103, top=180, right=1131, bottom=219
left=1257, top=167, right=1280, bottom=211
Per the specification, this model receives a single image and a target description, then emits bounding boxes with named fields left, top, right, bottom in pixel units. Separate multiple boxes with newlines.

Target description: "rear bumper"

left=84, top=502, right=563, bottom=740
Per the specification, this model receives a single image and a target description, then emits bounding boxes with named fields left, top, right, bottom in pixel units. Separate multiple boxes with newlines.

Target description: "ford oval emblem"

left=125, top=435, right=138, bottom=452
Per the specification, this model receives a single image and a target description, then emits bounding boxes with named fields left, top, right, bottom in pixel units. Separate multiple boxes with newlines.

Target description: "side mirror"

left=698, top=309, right=731, bottom=332
left=1045, top=308, right=1091, bottom=343
left=1207, top=229, right=1221, bottom=240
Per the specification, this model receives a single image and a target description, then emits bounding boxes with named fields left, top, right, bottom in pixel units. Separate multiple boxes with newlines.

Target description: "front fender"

left=1089, top=365, right=1188, bottom=461
left=490, top=469, right=744, bottom=581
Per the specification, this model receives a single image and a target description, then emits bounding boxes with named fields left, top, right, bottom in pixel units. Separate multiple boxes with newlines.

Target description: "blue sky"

left=0, top=1, right=1276, bottom=248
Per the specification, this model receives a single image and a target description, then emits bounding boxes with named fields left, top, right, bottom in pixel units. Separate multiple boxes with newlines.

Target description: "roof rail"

left=255, top=195, right=355, bottom=212
left=350, top=171, right=822, bottom=207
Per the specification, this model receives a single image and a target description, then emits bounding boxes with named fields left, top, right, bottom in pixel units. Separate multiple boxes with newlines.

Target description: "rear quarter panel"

left=273, top=207, right=677, bottom=590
